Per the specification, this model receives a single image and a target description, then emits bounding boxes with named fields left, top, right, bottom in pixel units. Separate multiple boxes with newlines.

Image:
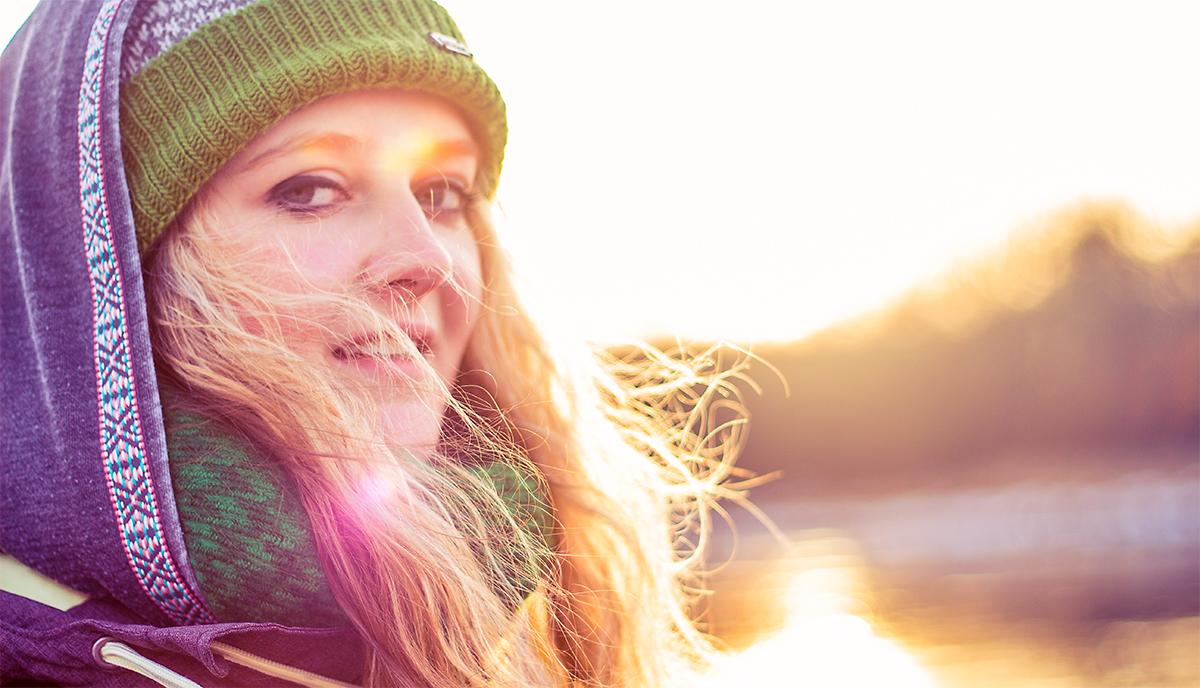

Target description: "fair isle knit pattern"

left=166, top=405, right=554, bottom=624
left=119, top=0, right=251, bottom=82
left=80, top=0, right=215, bottom=625
left=166, top=409, right=349, bottom=627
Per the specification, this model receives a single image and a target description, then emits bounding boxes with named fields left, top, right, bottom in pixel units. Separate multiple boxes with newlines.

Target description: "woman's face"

left=197, top=89, right=484, bottom=454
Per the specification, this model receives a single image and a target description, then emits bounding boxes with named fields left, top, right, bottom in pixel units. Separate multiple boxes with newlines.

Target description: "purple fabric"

left=3, top=592, right=364, bottom=686
left=1, top=0, right=365, bottom=683
left=1, top=0, right=178, bottom=621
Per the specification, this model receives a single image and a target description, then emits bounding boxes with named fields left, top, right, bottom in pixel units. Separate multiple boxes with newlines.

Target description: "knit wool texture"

left=166, top=409, right=349, bottom=627
left=120, top=0, right=506, bottom=253
left=166, top=407, right=553, bottom=625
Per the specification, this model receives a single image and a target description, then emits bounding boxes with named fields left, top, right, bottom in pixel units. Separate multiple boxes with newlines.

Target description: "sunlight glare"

left=703, top=534, right=937, bottom=688
left=733, top=613, right=935, bottom=688
left=446, top=0, right=1200, bottom=344
left=4, top=1, right=1197, bottom=343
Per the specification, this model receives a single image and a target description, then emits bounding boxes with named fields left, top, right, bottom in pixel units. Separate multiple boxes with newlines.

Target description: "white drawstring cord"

left=210, top=641, right=361, bottom=688
left=91, top=636, right=362, bottom=688
left=92, top=637, right=203, bottom=688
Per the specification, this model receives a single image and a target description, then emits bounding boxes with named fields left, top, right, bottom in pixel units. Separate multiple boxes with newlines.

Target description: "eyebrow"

left=231, top=132, right=364, bottom=174
left=231, top=132, right=480, bottom=174
left=423, top=138, right=480, bottom=161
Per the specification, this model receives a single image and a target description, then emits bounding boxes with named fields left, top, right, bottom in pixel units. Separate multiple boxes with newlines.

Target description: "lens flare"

left=356, top=470, right=400, bottom=513
left=380, top=132, right=439, bottom=176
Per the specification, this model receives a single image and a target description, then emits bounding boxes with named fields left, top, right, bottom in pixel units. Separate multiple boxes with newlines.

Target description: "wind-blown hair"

left=143, top=194, right=750, bottom=687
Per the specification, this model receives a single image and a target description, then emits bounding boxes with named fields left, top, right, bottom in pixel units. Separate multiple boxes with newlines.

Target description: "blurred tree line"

left=705, top=202, right=1198, bottom=501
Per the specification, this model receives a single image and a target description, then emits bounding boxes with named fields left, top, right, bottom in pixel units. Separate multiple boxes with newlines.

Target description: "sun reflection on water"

left=704, top=534, right=937, bottom=687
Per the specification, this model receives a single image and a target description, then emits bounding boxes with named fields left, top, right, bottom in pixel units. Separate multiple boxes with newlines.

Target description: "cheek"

left=259, top=239, right=356, bottom=291
left=449, top=237, right=485, bottom=328
left=460, top=240, right=485, bottom=318
left=212, top=208, right=353, bottom=287
left=432, top=237, right=484, bottom=378
left=214, top=235, right=354, bottom=349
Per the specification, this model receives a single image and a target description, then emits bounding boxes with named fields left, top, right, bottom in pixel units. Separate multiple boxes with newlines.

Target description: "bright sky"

left=5, top=1, right=1198, bottom=343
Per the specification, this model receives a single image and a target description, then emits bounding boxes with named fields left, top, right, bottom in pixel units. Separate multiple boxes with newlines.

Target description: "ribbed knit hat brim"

left=120, top=0, right=506, bottom=252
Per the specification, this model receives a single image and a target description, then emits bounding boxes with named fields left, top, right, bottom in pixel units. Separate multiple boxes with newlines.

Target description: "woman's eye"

left=415, top=179, right=471, bottom=219
left=268, top=175, right=349, bottom=213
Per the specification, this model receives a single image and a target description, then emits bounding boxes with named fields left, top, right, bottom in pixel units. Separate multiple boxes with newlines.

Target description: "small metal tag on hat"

left=428, top=32, right=473, bottom=58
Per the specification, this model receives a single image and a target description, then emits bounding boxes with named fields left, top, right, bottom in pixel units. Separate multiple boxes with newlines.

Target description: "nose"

left=361, top=192, right=455, bottom=301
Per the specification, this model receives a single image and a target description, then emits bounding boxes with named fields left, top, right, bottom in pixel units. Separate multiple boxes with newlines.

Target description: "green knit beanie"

left=120, top=0, right=506, bottom=253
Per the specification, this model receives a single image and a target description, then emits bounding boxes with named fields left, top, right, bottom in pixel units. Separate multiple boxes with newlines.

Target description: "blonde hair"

left=143, top=196, right=749, bottom=687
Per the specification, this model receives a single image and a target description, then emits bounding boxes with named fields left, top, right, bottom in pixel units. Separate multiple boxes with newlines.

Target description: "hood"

left=1, top=0, right=214, bottom=626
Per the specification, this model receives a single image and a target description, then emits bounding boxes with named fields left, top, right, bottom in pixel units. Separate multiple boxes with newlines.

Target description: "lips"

left=331, top=329, right=432, bottom=379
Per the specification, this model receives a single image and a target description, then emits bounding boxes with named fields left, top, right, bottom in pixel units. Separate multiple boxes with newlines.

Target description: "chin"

left=378, top=397, right=446, bottom=459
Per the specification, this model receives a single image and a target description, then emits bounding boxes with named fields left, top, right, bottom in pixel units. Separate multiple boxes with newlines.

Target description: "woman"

left=1, top=0, right=746, bottom=686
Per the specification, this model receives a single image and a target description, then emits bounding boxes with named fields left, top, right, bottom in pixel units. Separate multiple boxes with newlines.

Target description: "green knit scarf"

left=166, top=408, right=552, bottom=626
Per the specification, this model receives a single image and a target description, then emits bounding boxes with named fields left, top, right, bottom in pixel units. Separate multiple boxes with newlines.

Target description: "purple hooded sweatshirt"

left=1, top=0, right=364, bottom=684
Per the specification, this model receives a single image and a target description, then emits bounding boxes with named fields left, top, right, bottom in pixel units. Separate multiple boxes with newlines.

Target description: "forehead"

left=225, top=89, right=479, bottom=170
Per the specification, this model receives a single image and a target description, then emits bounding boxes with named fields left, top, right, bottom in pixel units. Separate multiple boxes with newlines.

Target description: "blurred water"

left=706, top=467, right=1200, bottom=686
left=758, top=468, right=1199, bottom=565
